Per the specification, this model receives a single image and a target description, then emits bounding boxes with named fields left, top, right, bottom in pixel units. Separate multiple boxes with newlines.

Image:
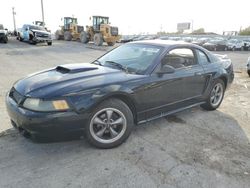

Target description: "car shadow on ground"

left=0, top=107, right=249, bottom=187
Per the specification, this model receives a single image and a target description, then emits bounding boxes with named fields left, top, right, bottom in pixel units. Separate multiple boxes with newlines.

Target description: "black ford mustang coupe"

left=6, top=40, right=234, bottom=148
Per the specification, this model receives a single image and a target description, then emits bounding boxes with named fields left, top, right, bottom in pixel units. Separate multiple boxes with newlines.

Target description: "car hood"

left=14, top=63, right=143, bottom=98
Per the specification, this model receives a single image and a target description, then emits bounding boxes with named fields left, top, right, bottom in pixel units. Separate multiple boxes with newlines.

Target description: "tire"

left=29, top=40, right=37, bottom=45
left=107, top=42, right=115, bottom=46
left=248, top=70, right=250, bottom=77
left=201, top=79, right=225, bottom=111
left=85, top=99, right=134, bottom=149
left=80, top=31, right=89, bottom=43
left=64, top=31, right=72, bottom=41
left=55, top=30, right=62, bottom=40
left=3, top=36, right=8, bottom=43
left=94, top=33, right=103, bottom=46
left=47, top=41, right=52, bottom=46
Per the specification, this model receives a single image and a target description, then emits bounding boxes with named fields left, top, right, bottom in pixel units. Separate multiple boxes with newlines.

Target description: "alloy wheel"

left=210, top=83, right=223, bottom=107
left=90, top=108, right=127, bottom=144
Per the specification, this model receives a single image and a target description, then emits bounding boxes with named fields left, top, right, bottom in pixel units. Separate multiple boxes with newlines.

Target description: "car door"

left=142, top=47, right=207, bottom=119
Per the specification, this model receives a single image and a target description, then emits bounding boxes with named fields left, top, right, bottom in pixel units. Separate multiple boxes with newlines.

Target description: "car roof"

left=130, top=39, right=199, bottom=48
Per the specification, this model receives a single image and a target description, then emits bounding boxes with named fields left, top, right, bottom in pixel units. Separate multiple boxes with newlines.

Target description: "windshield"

left=29, top=25, right=46, bottom=31
left=97, top=44, right=162, bottom=74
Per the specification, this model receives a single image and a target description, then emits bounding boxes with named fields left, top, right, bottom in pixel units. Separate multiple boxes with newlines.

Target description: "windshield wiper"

left=105, top=61, right=128, bottom=73
left=92, top=60, right=102, bottom=66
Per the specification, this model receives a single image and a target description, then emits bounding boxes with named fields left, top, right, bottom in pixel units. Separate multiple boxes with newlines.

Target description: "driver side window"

left=162, top=48, right=196, bottom=69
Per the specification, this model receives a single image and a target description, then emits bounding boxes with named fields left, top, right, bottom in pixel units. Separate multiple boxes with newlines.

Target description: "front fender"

left=68, top=84, right=135, bottom=113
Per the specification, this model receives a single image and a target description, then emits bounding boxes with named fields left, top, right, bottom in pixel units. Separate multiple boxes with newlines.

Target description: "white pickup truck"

left=0, top=24, right=8, bottom=43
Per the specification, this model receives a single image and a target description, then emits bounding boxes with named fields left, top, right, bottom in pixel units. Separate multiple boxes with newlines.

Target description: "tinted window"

left=98, top=44, right=162, bottom=74
left=28, top=25, right=45, bottom=31
left=162, top=48, right=196, bottom=69
left=196, top=50, right=210, bottom=64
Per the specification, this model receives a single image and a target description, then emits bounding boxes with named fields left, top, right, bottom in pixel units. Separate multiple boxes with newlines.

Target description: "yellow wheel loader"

left=55, top=17, right=84, bottom=41
left=80, top=16, right=120, bottom=46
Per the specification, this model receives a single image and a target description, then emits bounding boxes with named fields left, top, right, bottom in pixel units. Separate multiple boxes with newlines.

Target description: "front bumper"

left=5, top=94, right=88, bottom=136
left=33, top=36, right=52, bottom=43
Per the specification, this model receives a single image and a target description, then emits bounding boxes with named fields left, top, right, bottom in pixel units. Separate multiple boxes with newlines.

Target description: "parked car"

left=0, top=24, right=8, bottom=43
left=227, top=39, right=244, bottom=51
left=191, top=37, right=209, bottom=46
left=6, top=40, right=234, bottom=148
left=243, top=40, right=250, bottom=51
left=120, top=35, right=135, bottom=43
left=247, top=57, right=250, bottom=76
left=18, top=24, right=52, bottom=45
left=202, top=40, right=229, bottom=51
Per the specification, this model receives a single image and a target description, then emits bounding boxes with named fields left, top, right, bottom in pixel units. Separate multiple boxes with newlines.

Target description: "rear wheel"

left=55, top=30, right=62, bottom=40
left=47, top=41, right=52, bottom=46
left=64, top=31, right=72, bottom=41
left=3, top=36, right=8, bottom=43
left=85, top=99, right=134, bottom=148
left=19, top=34, right=23, bottom=41
left=80, top=31, right=89, bottom=43
left=201, top=79, right=225, bottom=111
left=94, top=33, right=103, bottom=46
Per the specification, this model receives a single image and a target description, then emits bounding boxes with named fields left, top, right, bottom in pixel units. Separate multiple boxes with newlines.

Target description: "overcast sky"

left=1, top=0, right=250, bottom=34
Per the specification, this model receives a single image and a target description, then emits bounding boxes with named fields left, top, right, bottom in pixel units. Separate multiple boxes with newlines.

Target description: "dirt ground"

left=0, top=38, right=249, bottom=188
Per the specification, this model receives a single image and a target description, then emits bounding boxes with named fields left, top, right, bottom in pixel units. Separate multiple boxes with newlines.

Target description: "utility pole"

left=41, top=0, right=45, bottom=26
left=12, top=7, right=16, bottom=32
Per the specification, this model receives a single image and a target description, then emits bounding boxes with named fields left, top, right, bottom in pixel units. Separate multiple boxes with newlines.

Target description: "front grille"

left=36, top=33, right=49, bottom=38
left=9, top=88, right=24, bottom=104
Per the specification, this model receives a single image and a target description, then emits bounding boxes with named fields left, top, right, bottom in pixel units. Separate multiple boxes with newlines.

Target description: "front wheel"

left=85, top=99, right=134, bottom=149
left=47, top=41, right=52, bottom=46
left=64, top=31, right=72, bottom=41
left=201, top=79, right=225, bottom=111
left=80, top=31, right=89, bottom=43
left=93, top=33, right=103, bottom=46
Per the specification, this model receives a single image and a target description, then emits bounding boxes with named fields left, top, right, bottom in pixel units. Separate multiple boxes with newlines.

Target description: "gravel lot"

left=0, top=38, right=249, bottom=188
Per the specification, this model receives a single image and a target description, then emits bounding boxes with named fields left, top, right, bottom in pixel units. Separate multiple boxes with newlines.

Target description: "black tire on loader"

left=64, top=31, right=72, bottom=41
left=80, top=31, right=89, bottom=43
left=55, top=30, right=62, bottom=40
left=94, top=33, right=103, bottom=46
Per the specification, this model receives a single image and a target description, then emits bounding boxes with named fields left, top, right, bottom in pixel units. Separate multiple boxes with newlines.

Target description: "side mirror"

left=157, top=65, right=175, bottom=74
left=25, top=28, right=28, bottom=31
left=5, top=28, right=8, bottom=31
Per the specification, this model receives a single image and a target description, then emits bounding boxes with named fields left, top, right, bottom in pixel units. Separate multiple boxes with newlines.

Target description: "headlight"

left=23, top=98, right=69, bottom=112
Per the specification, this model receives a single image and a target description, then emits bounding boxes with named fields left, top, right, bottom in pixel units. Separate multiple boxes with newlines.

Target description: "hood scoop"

left=56, top=63, right=98, bottom=74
